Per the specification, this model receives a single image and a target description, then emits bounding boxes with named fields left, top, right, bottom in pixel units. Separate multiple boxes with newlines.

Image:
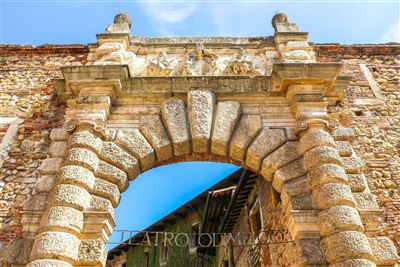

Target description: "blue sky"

left=1, top=0, right=399, bottom=250
left=1, top=1, right=399, bottom=44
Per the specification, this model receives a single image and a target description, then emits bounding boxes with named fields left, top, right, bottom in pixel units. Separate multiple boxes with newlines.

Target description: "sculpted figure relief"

left=145, top=51, right=174, bottom=76
left=89, top=42, right=136, bottom=72
left=222, top=48, right=261, bottom=76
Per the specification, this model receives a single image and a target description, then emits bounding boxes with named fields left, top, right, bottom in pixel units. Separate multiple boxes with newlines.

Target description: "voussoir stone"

left=69, top=131, right=103, bottom=153
left=96, top=160, right=128, bottom=192
left=261, top=141, right=301, bottom=180
left=100, top=142, right=140, bottom=180
left=303, top=146, right=342, bottom=171
left=281, top=175, right=310, bottom=201
left=27, top=259, right=73, bottom=267
left=187, top=89, right=216, bottom=153
left=341, top=156, right=365, bottom=174
left=312, top=183, right=355, bottom=209
left=307, top=163, right=348, bottom=190
left=300, top=128, right=335, bottom=153
left=317, top=205, right=364, bottom=237
left=66, top=148, right=99, bottom=172
left=368, top=236, right=399, bottom=265
left=245, top=128, right=286, bottom=171
left=41, top=206, right=83, bottom=234
left=115, top=129, right=155, bottom=171
left=272, top=158, right=306, bottom=192
left=211, top=101, right=241, bottom=156
left=161, top=99, right=191, bottom=156
left=57, top=165, right=95, bottom=190
left=139, top=115, right=173, bottom=162
left=49, top=141, right=67, bottom=157
left=229, top=115, right=262, bottom=162
left=34, top=175, right=55, bottom=193
left=51, top=184, right=91, bottom=211
left=92, top=178, right=120, bottom=207
left=30, top=231, right=80, bottom=262
left=321, top=231, right=374, bottom=263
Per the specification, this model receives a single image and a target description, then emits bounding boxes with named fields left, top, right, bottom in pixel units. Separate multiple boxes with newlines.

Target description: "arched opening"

left=106, top=162, right=286, bottom=267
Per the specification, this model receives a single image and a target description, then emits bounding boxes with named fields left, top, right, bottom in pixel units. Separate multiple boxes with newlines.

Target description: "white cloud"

left=379, top=20, right=400, bottom=43
left=141, top=3, right=198, bottom=24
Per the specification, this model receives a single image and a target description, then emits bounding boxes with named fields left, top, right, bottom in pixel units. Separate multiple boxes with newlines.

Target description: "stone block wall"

left=0, top=44, right=400, bottom=263
left=316, top=44, right=400, bottom=255
left=0, top=45, right=88, bottom=248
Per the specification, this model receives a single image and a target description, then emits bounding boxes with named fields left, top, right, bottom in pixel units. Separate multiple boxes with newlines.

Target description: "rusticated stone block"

left=307, top=164, right=348, bottom=190
left=187, top=90, right=216, bottom=153
left=38, top=158, right=63, bottom=175
left=23, top=194, right=47, bottom=211
left=41, top=206, right=83, bottom=234
left=297, top=238, right=326, bottom=265
left=89, top=195, right=115, bottom=217
left=341, top=156, right=365, bottom=174
left=50, top=128, right=70, bottom=142
left=30, top=231, right=80, bottom=262
left=57, top=165, right=95, bottom=190
left=115, top=129, right=155, bottom=171
left=261, top=141, right=301, bottom=180
left=96, top=160, right=128, bottom=192
left=312, top=183, right=355, bottom=209
left=347, top=174, right=367, bottom=192
left=321, top=231, right=373, bottom=263
left=79, top=239, right=107, bottom=266
left=332, top=127, right=355, bottom=141
left=34, top=175, right=55, bottom=193
left=51, top=184, right=91, bottom=211
left=211, top=101, right=241, bottom=156
left=282, top=175, right=310, bottom=200
left=92, top=178, right=120, bottom=207
left=329, top=259, right=376, bottom=267
left=300, top=128, right=335, bottom=153
left=139, top=115, right=173, bottom=162
left=161, top=99, right=190, bottom=156
left=100, top=142, right=139, bottom=180
left=49, top=141, right=67, bottom=157
left=290, top=194, right=314, bottom=210
left=335, top=141, right=354, bottom=157
left=303, top=146, right=342, bottom=171
left=317, top=205, right=364, bottom=237
left=272, top=158, right=306, bottom=192
left=67, top=148, right=99, bottom=172
left=368, top=236, right=399, bottom=265
left=27, top=259, right=73, bottom=267
left=353, top=191, right=379, bottom=209
left=69, top=131, right=103, bottom=153
left=245, top=128, right=286, bottom=171
left=229, top=115, right=262, bottom=162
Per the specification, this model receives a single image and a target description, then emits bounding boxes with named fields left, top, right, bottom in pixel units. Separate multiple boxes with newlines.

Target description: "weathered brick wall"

left=316, top=44, right=400, bottom=254
left=0, top=45, right=88, bottom=248
left=0, top=44, right=399, bottom=259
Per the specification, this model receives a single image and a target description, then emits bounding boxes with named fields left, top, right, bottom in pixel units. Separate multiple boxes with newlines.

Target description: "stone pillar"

left=27, top=123, right=103, bottom=267
left=299, top=120, right=376, bottom=266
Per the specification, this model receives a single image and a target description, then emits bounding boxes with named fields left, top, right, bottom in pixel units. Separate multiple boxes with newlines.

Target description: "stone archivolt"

left=1, top=12, right=398, bottom=267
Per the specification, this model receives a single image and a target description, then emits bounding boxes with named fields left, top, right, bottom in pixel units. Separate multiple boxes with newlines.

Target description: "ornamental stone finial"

left=105, top=13, right=132, bottom=34
left=271, top=12, right=299, bottom=33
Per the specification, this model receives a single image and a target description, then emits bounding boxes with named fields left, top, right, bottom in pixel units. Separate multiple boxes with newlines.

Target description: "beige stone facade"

left=0, top=13, right=399, bottom=266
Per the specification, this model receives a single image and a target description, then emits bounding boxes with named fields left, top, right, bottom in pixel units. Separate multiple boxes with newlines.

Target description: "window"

left=140, top=252, right=149, bottom=267
left=159, top=244, right=168, bottom=266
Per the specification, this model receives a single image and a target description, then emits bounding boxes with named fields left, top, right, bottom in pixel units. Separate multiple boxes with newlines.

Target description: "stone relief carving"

left=145, top=51, right=174, bottom=76
left=222, top=48, right=262, bottom=76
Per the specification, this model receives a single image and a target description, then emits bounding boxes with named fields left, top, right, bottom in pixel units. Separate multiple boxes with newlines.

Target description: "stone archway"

left=9, top=12, right=397, bottom=267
